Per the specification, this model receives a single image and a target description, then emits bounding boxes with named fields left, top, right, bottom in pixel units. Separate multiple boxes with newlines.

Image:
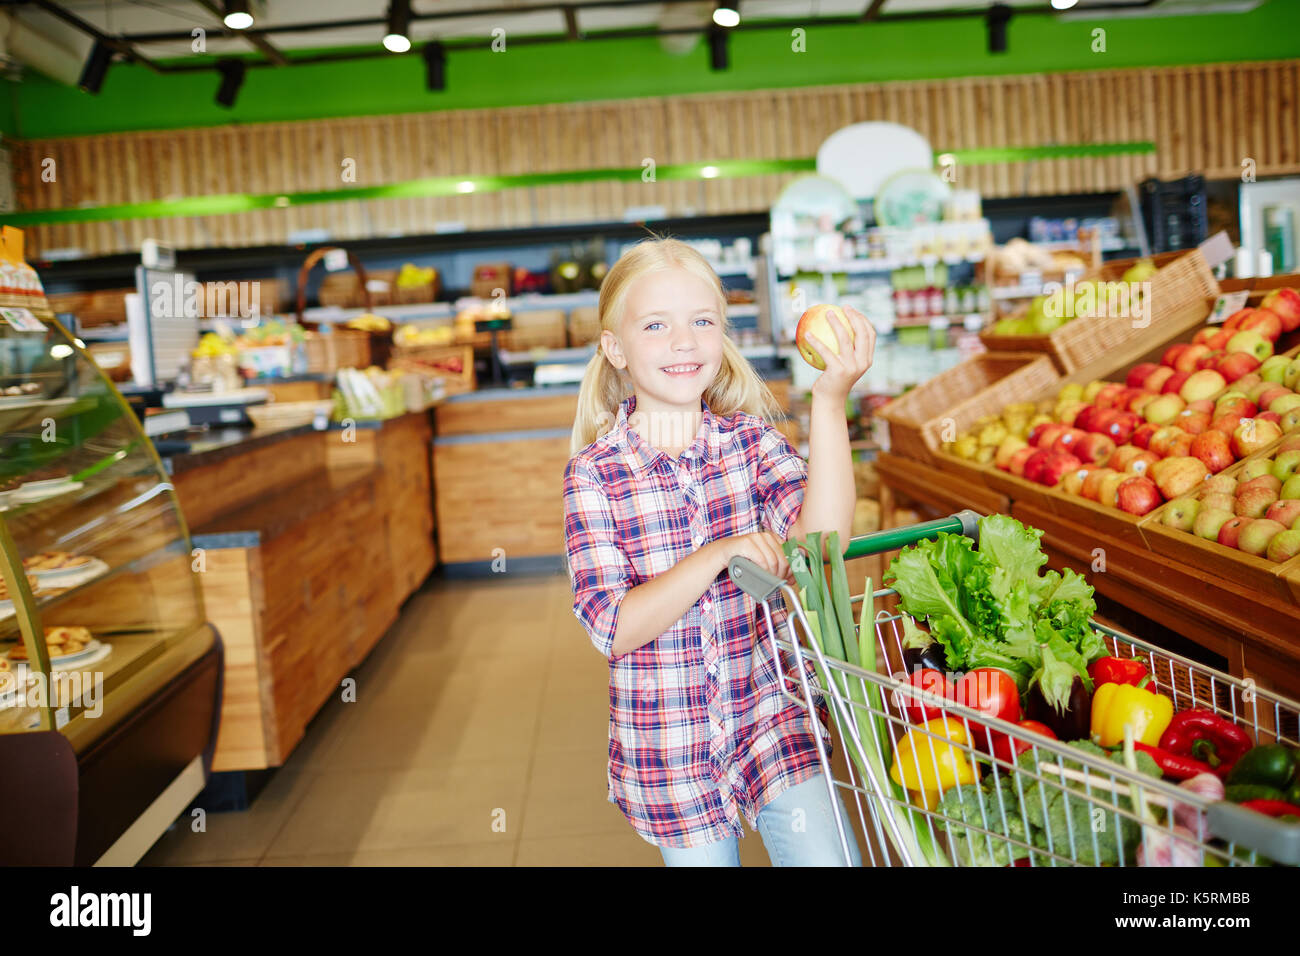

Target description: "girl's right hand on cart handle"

left=716, top=531, right=791, bottom=582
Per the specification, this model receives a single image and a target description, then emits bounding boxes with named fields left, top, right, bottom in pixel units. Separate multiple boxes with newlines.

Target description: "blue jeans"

left=658, top=774, right=863, bottom=867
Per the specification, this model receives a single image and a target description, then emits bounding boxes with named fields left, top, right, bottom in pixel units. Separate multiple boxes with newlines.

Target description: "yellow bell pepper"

left=890, top=718, right=978, bottom=796
left=1090, top=680, right=1173, bottom=747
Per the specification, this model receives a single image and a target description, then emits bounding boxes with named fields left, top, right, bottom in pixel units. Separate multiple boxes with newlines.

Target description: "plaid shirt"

left=564, top=395, right=831, bottom=849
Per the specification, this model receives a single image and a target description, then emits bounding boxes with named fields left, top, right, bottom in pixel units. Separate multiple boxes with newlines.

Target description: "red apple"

left=1051, top=428, right=1088, bottom=456
left=1143, top=366, right=1176, bottom=393
left=1023, top=450, right=1052, bottom=485
left=1060, top=466, right=1092, bottom=496
left=796, top=304, right=857, bottom=369
left=1195, top=350, right=1226, bottom=372
left=1162, top=370, right=1193, bottom=395
left=1208, top=328, right=1235, bottom=351
left=1189, top=430, right=1235, bottom=474
left=1008, top=446, right=1036, bottom=477
left=1175, top=344, right=1212, bottom=373
left=1188, top=399, right=1215, bottom=414
left=1223, top=309, right=1254, bottom=333
left=1217, top=515, right=1249, bottom=549
left=1081, top=468, right=1118, bottom=501
left=1125, top=450, right=1161, bottom=477
left=1038, top=451, right=1084, bottom=487
left=1240, top=309, right=1283, bottom=342
left=1127, top=362, right=1161, bottom=389
left=1109, top=444, right=1145, bottom=471
left=1127, top=392, right=1159, bottom=414
left=1074, top=432, right=1116, bottom=465
left=1266, top=499, right=1300, bottom=527
left=1167, top=432, right=1195, bottom=458
left=1215, top=352, right=1263, bottom=384
left=1131, top=423, right=1160, bottom=450
left=1192, top=328, right=1217, bottom=346
left=1094, top=383, right=1127, bottom=409
left=1116, top=476, right=1162, bottom=515
left=1211, top=413, right=1246, bottom=438
left=1030, top=423, right=1066, bottom=448
left=1149, top=426, right=1187, bottom=458
left=1162, top=343, right=1190, bottom=368
left=1260, top=288, right=1300, bottom=333
left=1215, top=396, right=1259, bottom=421
left=1258, top=410, right=1283, bottom=426
left=1257, top=385, right=1292, bottom=411
left=1073, top=405, right=1102, bottom=433
left=1174, top=409, right=1211, bottom=435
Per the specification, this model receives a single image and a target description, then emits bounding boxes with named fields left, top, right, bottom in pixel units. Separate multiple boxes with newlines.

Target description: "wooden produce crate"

left=982, top=458, right=1074, bottom=518
left=389, top=344, right=476, bottom=395
left=304, top=328, right=371, bottom=373
left=878, top=352, right=1059, bottom=464
left=980, top=249, right=1220, bottom=373
left=1136, top=435, right=1300, bottom=605
left=568, top=306, right=601, bottom=347
left=502, top=309, right=567, bottom=352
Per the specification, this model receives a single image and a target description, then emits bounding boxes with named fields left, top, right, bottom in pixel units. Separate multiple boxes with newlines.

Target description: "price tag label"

left=1, top=307, right=45, bottom=332
left=323, top=249, right=349, bottom=272
left=1207, top=291, right=1250, bottom=325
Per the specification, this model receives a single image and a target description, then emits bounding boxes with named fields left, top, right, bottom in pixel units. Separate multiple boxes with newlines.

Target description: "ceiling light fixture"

left=384, top=0, right=413, bottom=53
left=712, top=6, right=740, bottom=28
left=1050, top=0, right=1079, bottom=8
left=423, top=41, right=446, bottom=90
left=223, top=0, right=254, bottom=30
left=77, top=40, right=113, bottom=94
left=215, top=59, right=246, bottom=108
left=701, top=166, right=720, bottom=179
left=457, top=180, right=475, bottom=193
left=987, top=3, right=1012, bottom=54
left=708, top=25, right=728, bottom=71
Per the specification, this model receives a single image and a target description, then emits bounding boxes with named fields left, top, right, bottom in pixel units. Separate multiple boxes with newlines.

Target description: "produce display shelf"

left=874, top=451, right=1009, bottom=521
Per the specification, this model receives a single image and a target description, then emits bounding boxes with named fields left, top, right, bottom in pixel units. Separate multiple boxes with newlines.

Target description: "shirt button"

left=693, top=534, right=704, bottom=548
left=707, top=662, right=717, bottom=675
left=702, top=599, right=711, bottom=612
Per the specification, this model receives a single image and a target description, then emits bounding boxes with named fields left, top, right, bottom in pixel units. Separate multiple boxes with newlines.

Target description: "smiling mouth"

left=661, top=364, right=702, bottom=376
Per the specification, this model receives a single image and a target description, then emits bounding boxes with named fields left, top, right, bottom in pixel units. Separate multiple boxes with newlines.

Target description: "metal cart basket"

left=729, top=511, right=1300, bottom=867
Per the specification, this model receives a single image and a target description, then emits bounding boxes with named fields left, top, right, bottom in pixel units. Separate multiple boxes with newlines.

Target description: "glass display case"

left=0, top=311, right=214, bottom=752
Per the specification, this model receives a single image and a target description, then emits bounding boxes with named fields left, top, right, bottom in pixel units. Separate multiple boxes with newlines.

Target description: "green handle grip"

left=842, top=510, right=980, bottom=559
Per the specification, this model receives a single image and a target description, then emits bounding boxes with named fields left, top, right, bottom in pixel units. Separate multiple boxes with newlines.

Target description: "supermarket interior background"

left=2, top=0, right=1300, bottom=869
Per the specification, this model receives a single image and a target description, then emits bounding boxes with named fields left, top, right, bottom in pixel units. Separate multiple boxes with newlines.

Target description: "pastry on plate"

left=7, top=626, right=93, bottom=661
left=0, top=573, right=38, bottom=602
left=24, top=551, right=93, bottom=573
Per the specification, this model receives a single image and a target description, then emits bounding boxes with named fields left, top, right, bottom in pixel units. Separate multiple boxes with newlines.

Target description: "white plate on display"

left=874, top=168, right=953, bottom=227
left=9, top=639, right=108, bottom=670
left=11, top=479, right=83, bottom=503
left=29, top=556, right=106, bottom=586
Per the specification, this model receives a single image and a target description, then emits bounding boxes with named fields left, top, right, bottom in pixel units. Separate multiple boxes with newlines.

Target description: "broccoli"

left=935, top=779, right=1033, bottom=866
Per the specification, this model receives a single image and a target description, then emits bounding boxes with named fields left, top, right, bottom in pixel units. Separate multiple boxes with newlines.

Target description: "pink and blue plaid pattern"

left=564, top=395, right=831, bottom=848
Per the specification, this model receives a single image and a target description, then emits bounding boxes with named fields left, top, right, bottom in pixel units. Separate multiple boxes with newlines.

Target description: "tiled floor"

left=140, top=570, right=777, bottom=867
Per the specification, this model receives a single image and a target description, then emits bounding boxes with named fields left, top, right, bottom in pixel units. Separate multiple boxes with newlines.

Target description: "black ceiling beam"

left=564, top=6, right=580, bottom=40
left=188, top=0, right=289, bottom=66
left=30, top=0, right=166, bottom=73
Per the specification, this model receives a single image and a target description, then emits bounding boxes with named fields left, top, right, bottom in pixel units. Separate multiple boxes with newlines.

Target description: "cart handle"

left=1206, top=801, right=1300, bottom=867
left=727, top=510, right=981, bottom=602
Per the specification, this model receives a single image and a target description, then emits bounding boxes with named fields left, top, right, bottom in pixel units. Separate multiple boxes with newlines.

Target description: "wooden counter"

left=431, top=380, right=796, bottom=568
left=170, top=411, right=435, bottom=772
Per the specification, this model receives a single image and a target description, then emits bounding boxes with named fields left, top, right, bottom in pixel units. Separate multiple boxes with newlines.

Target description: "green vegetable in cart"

left=935, top=776, right=1032, bottom=866
left=1226, top=744, right=1297, bottom=790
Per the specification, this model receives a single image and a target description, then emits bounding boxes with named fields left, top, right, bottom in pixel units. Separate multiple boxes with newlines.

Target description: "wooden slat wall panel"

left=16, top=59, right=1300, bottom=257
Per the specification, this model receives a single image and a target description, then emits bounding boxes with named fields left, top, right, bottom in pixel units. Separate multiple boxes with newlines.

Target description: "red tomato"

left=899, top=668, right=956, bottom=723
left=991, top=720, right=1058, bottom=764
left=954, top=668, right=1022, bottom=724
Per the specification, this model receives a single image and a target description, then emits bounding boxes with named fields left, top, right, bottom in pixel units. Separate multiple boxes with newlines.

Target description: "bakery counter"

left=169, top=411, right=436, bottom=774
left=431, top=379, right=795, bottom=569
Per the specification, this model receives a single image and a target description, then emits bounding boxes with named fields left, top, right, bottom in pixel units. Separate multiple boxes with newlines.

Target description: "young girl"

left=563, top=238, right=875, bottom=867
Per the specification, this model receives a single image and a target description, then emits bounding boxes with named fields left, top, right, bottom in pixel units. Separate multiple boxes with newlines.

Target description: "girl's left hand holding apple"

left=804, top=306, right=877, bottom=401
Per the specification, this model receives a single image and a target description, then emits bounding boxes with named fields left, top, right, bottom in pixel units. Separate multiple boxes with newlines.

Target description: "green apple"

left=1193, top=506, right=1235, bottom=542
left=1260, top=355, right=1293, bottom=383
left=1282, top=474, right=1300, bottom=500
left=1273, top=450, right=1300, bottom=483
left=1271, top=393, right=1300, bottom=415
left=1284, top=358, right=1300, bottom=391
left=1161, top=496, right=1200, bottom=532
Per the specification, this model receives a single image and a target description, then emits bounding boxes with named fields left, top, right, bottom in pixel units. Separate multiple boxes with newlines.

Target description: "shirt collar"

left=615, top=395, right=723, bottom=468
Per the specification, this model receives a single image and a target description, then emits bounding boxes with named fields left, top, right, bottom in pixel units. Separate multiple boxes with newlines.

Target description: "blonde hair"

left=570, top=237, right=780, bottom=454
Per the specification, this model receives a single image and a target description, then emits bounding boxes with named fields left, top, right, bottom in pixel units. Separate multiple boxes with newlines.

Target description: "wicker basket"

left=502, top=310, right=567, bottom=352
left=981, top=249, right=1220, bottom=373
left=878, top=352, right=1059, bottom=464
left=304, top=328, right=372, bottom=373
left=246, top=400, right=333, bottom=430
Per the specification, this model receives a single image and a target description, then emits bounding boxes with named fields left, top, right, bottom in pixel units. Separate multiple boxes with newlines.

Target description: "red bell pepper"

left=1239, top=798, right=1300, bottom=819
left=1133, top=741, right=1214, bottom=781
left=1159, top=709, right=1252, bottom=779
left=1088, top=656, right=1149, bottom=687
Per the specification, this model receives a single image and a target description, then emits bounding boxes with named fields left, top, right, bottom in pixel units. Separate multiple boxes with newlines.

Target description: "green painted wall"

left=13, top=0, right=1300, bottom=139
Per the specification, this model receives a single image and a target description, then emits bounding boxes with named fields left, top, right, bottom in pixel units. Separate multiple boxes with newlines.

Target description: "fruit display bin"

left=1137, top=435, right=1300, bottom=605
left=304, top=328, right=372, bottom=374
left=979, top=249, right=1220, bottom=373
left=878, top=352, right=1059, bottom=464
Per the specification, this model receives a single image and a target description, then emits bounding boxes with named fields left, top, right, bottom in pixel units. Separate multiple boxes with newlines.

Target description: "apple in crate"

left=1239, top=518, right=1288, bottom=557
left=1193, top=506, right=1235, bottom=542
left=1174, top=345, right=1212, bottom=374
left=1259, top=355, right=1293, bottom=384
left=1241, top=458, right=1275, bottom=483
left=1215, top=352, right=1263, bottom=383
left=1204, top=474, right=1239, bottom=496
left=1227, top=330, right=1274, bottom=362
left=1241, top=474, right=1283, bottom=496
left=1192, top=328, right=1218, bottom=346
left=1189, top=430, right=1235, bottom=474
left=1126, top=452, right=1160, bottom=477
left=1050, top=428, right=1087, bottom=456
left=1195, top=351, right=1226, bottom=372
left=1240, top=309, right=1283, bottom=342
left=1039, top=452, right=1084, bottom=487
left=1179, top=370, right=1226, bottom=403
left=1161, top=371, right=1193, bottom=395
left=1057, top=401, right=1089, bottom=426
left=1281, top=435, right=1300, bottom=453
left=1059, top=466, right=1092, bottom=495
left=1233, top=418, right=1284, bottom=458
left=1215, top=396, right=1259, bottom=420
left=1127, top=363, right=1161, bottom=389
left=995, top=436, right=1030, bottom=470
left=1223, top=309, right=1253, bottom=333
left=1283, top=475, right=1300, bottom=500
left=1110, top=445, right=1146, bottom=471
left=1167, top=432, right=1195, bottom=458
left=1270, top=394, right=1300, bottom=416
left=1073, top=432, right=1116, bottom=465
left=1100, top=410, right=1141, bottom=445
left=1023, top=450, right=1052, bottom=484
left=1211, top=413, right=1245, bottom=438
left=1248, top=381, right=1276, bottom=404
left=1257, top=385, right=1292, bottom=411
left=1127, top=392, right=1159, bottom=414
left=1259, top=411, right=1283, bottom=426
left=1218, top=516, right=1250, bottom=549
left=1008, top=447, right=1036, bottom=477
left=795, top=305, right=855, bottom=370
left=1131, top=423, right=1160, bottom=449
left=1235, top=487, right=1280, bottom=520
left=1149, top=426, right=1187, bottom=458
left=1150, top=456, right=1211, bottom=500
left=1160, top=496, right=1200, bottom=531
left=1081, top=468, right=1118, bottom=501
left=1094, top=384, right=1127, bottom=409
left=1235, top=373, right=1265, bottom=394
left=1029, top=422, right=1065, bottom=448
left=1267, top=529, right=1300, bottom=562
left=1098, top=471, right=1127, bottom=507
left=1272, top=450, right=1300, bottom=483
left=1175, top=409, right=1211, bottom=435
left=1144, top=366, right=1176, bottom=393
left=1116, top=476, right=1162, bottom=515
left=1202, top=492, right=1236, bottom=513
left=1266, top=500, right=1300, bottom=528
left=1209, top=328, right=1235, bottom=351
left=1161, top=344, right=1189, bottom=368
left=1261, top=288, right=1300, bottom=332
left=1144, top=394, right=1187, bottom=425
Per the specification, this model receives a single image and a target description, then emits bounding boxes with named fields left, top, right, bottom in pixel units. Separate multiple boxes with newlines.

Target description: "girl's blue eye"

left=695, top=317, right=714, bottom=326
left=645, top=322, right=664, bottom=331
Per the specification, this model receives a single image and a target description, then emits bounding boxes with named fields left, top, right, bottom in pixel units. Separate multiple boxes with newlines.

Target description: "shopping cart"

left=729, top=511, right=1300, bottom=867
